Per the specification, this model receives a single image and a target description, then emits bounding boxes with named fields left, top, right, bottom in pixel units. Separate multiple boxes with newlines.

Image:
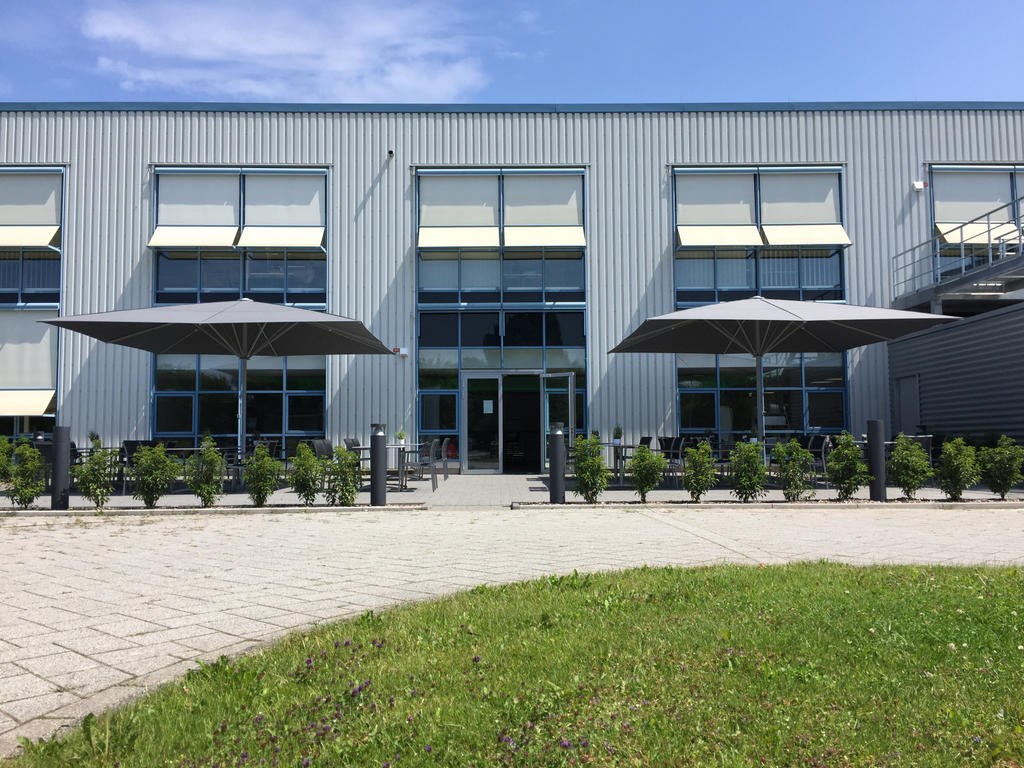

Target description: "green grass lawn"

left=12, top=563, right=1024, bottom=767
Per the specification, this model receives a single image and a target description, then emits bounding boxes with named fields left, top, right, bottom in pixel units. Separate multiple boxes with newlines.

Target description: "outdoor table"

left=599, top=442, right=637, bottom=484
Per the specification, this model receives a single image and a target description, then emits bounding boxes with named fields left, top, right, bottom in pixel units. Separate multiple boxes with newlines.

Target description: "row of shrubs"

left=0, top=436, right=363, bottom=511
left=569, top=432, right=1024, bottom=504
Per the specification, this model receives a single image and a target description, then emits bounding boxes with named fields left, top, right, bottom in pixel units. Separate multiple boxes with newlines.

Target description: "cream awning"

left=503, top=226, right=586, bottom=247
left=676, top=225, right=763, bottom=247
left=417, top=226, right=500, bottom=248
left=0, top=389, right=55, bottom=416
left=237, top=226, right=325, bottom=248
left=148, top=226, right=239, bottom=248
left=935, top=221, right=1021, bottom=244
left=761, top=224, right=851, bottom=246
left=0, top=225, right=60, bottom=247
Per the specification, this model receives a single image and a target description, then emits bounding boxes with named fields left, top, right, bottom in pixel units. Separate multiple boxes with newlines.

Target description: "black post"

left=370, top=423, right=387, bottom=507
left=867, top=419, right=887, bottom=502
left=549, top=422, right=565, bottom=504
left=51, top=426, right=70, bottom=510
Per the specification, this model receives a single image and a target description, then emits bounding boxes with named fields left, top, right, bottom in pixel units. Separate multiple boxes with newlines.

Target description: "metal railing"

left=892, top=198, right=1024, bottom=299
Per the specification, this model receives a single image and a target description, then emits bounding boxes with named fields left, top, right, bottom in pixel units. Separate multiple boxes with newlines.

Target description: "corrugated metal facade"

left=2, top=104, right=1024, bottom=445
left=888, top=302, right=1024, bottom=441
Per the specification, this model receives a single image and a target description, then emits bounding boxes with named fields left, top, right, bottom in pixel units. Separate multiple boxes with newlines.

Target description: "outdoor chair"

left=664, top=435, right=685, bottom=487
left=309, top=439, right=334, bottom=459
left=639, top=436, right=652, bottom=449
left=342, top=437, right=371, bottom=469
left=407, top=439, right=439, bottom=491
left=439, top=436, right=452, bottom=481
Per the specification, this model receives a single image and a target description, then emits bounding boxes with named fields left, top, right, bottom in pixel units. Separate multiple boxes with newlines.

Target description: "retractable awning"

left=676, top=225, right=763, bottom=247
left=148, top=226, right=239, bottom=248
left=0, top=389, right=56, bottom=416
left=761, top=224, right=851, bottom=246
left=417, top=226, right=500, bottom=248
left=503, top=226, right=586, bottom=247
left=237, top=226, right=325, bottom=248
left=0, top=226, right=60, bottom=247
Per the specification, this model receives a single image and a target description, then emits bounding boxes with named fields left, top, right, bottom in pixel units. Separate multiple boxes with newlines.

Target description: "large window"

left=673, top=166, right=849, bottom=440
left=415, top=170, right=588, bottom=448
left=150, top=168, right=329, bottom=451
left=674, top=247, right=843, bottom=303
left=417, top=310, right=587, bottom=442
left=930, top=166, right=1023, bottom=278
left=677, top=351, right=846, bottom=440
left=153, top=354, right=326, bottom=454
left=0, top=171, right=62, bottom=307
left=155, top=249, right=327, bottom=306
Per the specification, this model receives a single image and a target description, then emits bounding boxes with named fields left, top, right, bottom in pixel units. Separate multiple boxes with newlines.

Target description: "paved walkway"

left=0, top=477, right=1022, bottom=755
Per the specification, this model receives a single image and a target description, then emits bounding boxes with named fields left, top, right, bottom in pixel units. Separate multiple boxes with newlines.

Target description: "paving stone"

left=0, top=673, right=58, bottom=702
left=16, top=652, right=99, bottom=678
left=88, top=617, right=169, bottom=637
left=50, top=665, right=134, bottom=696
left=1, top=692, right=79, bottom=723
left=178, top=632, right=247, bottom=653
left=0, top=716, right=78, bottom=756
left=48, top=629, right=140, bottom=656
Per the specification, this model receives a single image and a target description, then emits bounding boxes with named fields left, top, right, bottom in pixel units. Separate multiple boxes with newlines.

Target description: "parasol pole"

left=755, top=354, right=766, bottom=464
left=238, top=356, right=248, bottom=463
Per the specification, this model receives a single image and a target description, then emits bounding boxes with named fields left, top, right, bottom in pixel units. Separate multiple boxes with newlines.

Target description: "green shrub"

left=825, top=431, right=871, bottom=502
left=290, top=443, right=322, bottom=506
left=0, top=435, right=12, bottom=483
left=129, top=444, right=180, bottom=508
left=626, top=445, right=666, bottom=503
left=242, top=443, right=282, bottom=507
left=772, top=438, right=815, bottom=502
left=8, top=442, right=46, bottom=509
left=184, top=437, right=226, bottom=508
left=886, top=433, right=933, bottom=500
left=683, top=440, right=718, bottom=502
left=935, top=437, right=980, bottom=502
left=730, top=441, right=767, bottom=503
left=572, top=436, right=607, bottom=504
left=978, top=435, right=1024, bottom=500
left=324, top=446, right=363, bottom=506
left=72, top=439, right=117, bottom=510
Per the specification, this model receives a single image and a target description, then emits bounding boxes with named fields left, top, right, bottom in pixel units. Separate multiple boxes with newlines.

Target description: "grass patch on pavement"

left=12, top=563, right=1024, bottom=767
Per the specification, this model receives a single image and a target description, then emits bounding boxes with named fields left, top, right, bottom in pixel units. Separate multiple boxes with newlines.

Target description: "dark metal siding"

left=888, top=303, right=1024, bottom=441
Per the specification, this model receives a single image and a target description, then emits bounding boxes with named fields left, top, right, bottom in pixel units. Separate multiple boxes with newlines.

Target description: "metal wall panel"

left=888, top=303, right=1024, bottom=441
left=3, top=106, right=1024, bottom=446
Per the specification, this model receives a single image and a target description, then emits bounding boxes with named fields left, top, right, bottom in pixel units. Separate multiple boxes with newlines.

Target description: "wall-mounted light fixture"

left=912, top=180, right=927, bottom=191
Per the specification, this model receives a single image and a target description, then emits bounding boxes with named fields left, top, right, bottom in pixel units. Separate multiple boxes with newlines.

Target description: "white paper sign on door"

left=483, top=400, right=494, bottom=414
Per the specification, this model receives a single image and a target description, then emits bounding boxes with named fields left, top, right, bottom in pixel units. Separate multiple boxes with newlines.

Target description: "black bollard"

left=549, top=422, right=565, bottom=504
left=867, top=419, right=887, bottom=502
left=370, top=423, right=387, bottom=507
left=51, top=426, right=70, bottom=510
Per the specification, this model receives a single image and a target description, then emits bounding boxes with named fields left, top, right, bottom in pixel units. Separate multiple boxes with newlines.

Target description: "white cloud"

left=81, top=0, right=490, bottom=102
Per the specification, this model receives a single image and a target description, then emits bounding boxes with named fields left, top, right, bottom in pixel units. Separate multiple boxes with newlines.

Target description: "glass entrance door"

left=462, top=374, right=501, bottom=473
left=541, top=372, right=575, bottom=468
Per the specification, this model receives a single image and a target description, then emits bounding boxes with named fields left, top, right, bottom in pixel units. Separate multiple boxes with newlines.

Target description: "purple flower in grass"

left=425, top=745, right=432, bottom=753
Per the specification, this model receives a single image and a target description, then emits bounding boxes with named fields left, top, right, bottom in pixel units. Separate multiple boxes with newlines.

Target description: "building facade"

left=2, top=102, right=1023, bottom=472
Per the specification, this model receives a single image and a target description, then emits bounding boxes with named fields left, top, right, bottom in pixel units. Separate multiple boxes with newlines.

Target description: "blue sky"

left=0, top=0, right=1021, bottom=104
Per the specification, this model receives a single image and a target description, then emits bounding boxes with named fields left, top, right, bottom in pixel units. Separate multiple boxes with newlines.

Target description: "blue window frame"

left=674, top=247, right=844, bottom=305
left=416, top=310, right=588, bottom=446
left=676, top=351, right=848, bottom=443
left=155, top=249, right=327, bottom=306
left=0, top=248, right=60, bottom=306
left=153, top=354, right=326, bottom=456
